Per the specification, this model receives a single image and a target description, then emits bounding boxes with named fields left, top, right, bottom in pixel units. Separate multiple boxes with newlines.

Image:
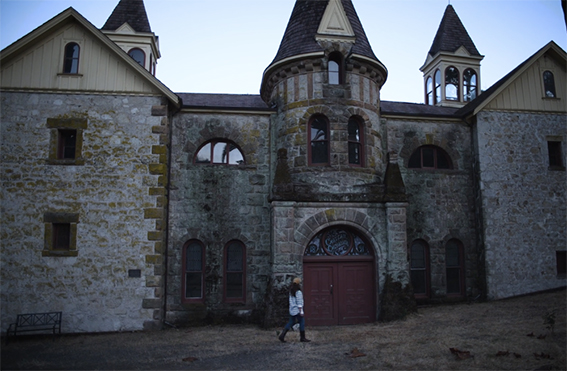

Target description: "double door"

left=303, top=260, right=375, bottom=326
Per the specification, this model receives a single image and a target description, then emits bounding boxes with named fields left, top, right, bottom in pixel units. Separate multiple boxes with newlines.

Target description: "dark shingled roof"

left=177, top=93, right=272, bottom=111
left=102, top=0, right=152, bottom=33
left=381, top=101, right=459, bottom=118
left=428, top=5, right=480, bottom=57
left=269, top=0, right=380, bottom=66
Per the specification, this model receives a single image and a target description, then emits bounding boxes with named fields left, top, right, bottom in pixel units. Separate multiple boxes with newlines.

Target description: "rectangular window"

left=548, top=141, right=564, bottom=169
left=43, top=212, right=79, bottom=257
left=58, top=129, right=77, bottom=159
left=182, top=240, right=204, bottom=303
left=557, top=251, right=566, bottom=276
left=225, top=241, right=245, bottom=302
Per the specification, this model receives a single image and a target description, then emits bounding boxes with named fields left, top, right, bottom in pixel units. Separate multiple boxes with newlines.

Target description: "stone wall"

left=386, top=117, right=480, bottom=299
left=166, top=111, right=272, bottom=325
left=0, top=92, right=169, bottom=333
left=475, top=110, right=566, bottom=299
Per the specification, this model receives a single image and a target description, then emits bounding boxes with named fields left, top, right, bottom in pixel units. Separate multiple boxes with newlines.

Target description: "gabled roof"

left=0, top=7, right=179, bottom=107
left=428, top=5, right=480, bottom=57
left=269, top=0, right=380, bottom=66
left=456, top=41, right=567, bottom=117
left=101, top=0, right=152, bottom=33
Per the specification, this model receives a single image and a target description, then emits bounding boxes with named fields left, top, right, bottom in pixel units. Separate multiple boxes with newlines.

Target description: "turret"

left=263, top=0, right=388, bottom=201
left=101, top=0, right=159, bottom=75
left=420, top=5, right=483, bottom=107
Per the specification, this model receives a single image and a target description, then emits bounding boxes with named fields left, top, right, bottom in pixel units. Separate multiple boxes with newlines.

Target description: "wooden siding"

left=1, top=22, right=161, bottom=95
left=485, top=52, right=566, bottom=113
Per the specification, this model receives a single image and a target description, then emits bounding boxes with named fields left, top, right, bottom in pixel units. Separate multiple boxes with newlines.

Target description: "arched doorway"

left=303, top=227, right=376, bottom=325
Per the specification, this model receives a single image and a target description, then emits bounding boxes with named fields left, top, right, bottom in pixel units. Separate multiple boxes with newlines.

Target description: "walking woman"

left=278, top=277, right=311, bottom=343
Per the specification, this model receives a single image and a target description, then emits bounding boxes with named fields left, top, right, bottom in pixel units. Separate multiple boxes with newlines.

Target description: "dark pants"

left=284, top=314, right=305, bottom=331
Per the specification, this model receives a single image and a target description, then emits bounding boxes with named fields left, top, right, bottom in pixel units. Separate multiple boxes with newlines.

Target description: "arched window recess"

left=194, top=139, right=245, bottom=165
left=408, top=145, right=453, bottom=170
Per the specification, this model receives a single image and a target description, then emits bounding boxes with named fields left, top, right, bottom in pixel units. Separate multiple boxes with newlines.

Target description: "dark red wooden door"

left=304, top=261, right=375, bottom=325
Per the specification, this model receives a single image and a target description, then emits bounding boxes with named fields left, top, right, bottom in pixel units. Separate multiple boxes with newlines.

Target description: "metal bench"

left=7, top=312, right=62, bottom=344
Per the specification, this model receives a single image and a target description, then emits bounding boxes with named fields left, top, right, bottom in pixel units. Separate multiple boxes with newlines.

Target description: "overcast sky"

left=1, top=0, right=565, bottom=103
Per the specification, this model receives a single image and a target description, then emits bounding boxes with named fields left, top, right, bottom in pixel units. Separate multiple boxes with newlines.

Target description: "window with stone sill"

left=194, top=140, right=245, bottom=165
left=328, top=52, right=344, bottom=85
left=308, top=115, right=330, bottom=166
left=47, top=118, right=86, bottom=165
left=408, top=145, right=453, bottom=170
left=224, top=240, right=246, bottom=303
left=446, top=239, right=465, bottom=296
left=182, top=240, right=205, bottom=303
left=43, top=212, right=79, bottom=257
left=348, top=116, right=364, bottom=166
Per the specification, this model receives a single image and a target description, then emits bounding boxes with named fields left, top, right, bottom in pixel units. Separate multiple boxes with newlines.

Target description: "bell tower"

left=420, top=5, right=483, bottom=107
left=101, top=0, right=160, bottom=75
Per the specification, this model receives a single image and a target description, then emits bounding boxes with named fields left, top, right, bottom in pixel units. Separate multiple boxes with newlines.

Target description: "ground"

left=2, top=289, right=565, bottom=370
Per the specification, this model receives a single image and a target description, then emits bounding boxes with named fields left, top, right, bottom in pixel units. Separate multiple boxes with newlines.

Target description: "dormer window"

left=63, top=42, right=80, bottom=74
left=543, top=70, right=556, bottom=98
left=128, top=48, right=145, bottom=68
left=328, top=52, right=344, bottom=85
left=445, top=66, right=459, bottom=101
left=463, top=69, right=477, bottom=102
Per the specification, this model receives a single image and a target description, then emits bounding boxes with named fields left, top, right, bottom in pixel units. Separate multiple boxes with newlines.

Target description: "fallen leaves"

left=449, top=348, right=473, bottom=360
left=533, top=352, right=552, bottom=360
left=346, top=348, right=366, bottom=358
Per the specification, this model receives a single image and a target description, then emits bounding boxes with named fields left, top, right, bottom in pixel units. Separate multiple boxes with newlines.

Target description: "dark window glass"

left=63, top=43, right=80, bottom=74
left=410, top=240, right=429, bottom=297
left=446, top=239, right=464, bottom=295
left=128, top=48, right=145, bottom=68
left=225, top=241, right=245, bottom=300
left=348, top=117, right=363, bottom=166
left=543, top=71, right=556, bottom=98
left=557, top=251, right=566, bottom=276
left=184, top=241, right=204, bottom=300
left=310, top=115, right=329, bottom=165
left=445, top=66, right=459, bottom=101
left=53, top=223, right=71, bottom=250
left=328, top=52, right=343, bottom=84
left=194, top=140, right=244, bottom=165
left=434, top=70, right=442, bottom=104
left=463, top=69, right=477, bottom=102
left=426, top=77, right=433, bottom=105
left=548, top=141, right=563, bottom=168
left=408, top=146, right=453, bottom=170
left=58, top=129, right=76, bottom=159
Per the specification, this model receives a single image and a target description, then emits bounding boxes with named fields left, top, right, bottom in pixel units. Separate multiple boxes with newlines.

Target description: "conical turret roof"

left=428, top=5, right=480, bottom=57
left=270, top=0, right=379, bottom=65
left=102, top=0, right=152, bottom=33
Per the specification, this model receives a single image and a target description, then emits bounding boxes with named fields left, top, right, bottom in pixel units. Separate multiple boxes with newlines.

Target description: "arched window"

left=408, top=145, right=453, bottom=169
left=543, top=70, right=556, bottom=98
left=463, top=69, right=477, bottom=102
left=446, top=239, right=465, bottom=296
left=194, top=140, right=245, bottom=165
left=63, top=42, right=80, bottom=74
left=224, top=240, right=246, bottom=302
left=348, top=117, right=364, bottom=166
left=445, top=66, right=459, bottom=101
left=309, top=115, right=330, bottom=165
left=328, top=52, right=343, bottom=85
left=426, top=76, right=434, bottom=105
left=128, top=48, right=145, bottom=68
left=410, top=240, right=430, bottom=299
left=182, top=240, right=205, bottom=303
left=434, top=69, right=442, bottom=104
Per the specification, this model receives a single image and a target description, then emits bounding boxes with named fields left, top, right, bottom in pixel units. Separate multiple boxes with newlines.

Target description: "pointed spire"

left=102, top=0, right=152, bottom=33
left=269, top=0, right=378, bottom=66
left=428, top=5, right=480, bottom=57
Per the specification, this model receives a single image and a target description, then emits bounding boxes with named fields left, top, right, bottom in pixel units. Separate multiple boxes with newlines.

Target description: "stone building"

left=1, top=0, right=565, bottom=333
